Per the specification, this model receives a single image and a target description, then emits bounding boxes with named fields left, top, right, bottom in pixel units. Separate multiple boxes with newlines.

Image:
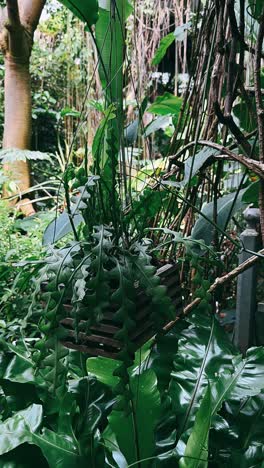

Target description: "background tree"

left=0, top=0, right=46, bottom=215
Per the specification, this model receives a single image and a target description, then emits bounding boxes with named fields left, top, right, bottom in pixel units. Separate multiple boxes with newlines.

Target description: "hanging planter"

left=60, top=263, right=183, bottom=358
left=40, top=227, right=183, bottom=362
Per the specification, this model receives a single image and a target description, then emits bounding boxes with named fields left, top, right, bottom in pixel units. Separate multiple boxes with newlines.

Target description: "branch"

left=168, top=131, right=257, bottom=169
left=163, top=247, right=264, bottom=334
left=198, top=140, right=264, bottom=177
left=168, top=139, right=264, bottom=179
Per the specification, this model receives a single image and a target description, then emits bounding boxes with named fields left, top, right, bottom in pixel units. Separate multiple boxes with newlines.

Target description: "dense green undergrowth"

left=1, top=0, right=264, bottom=467
left=0, top=310, right=264, bottom=467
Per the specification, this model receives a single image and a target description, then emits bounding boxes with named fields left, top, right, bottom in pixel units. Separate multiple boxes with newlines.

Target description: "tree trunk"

left=0, top=0, right=46, bottom=216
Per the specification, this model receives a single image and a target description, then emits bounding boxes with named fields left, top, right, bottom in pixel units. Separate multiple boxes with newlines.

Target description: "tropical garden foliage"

left=0, top=0, right=264, bottom=466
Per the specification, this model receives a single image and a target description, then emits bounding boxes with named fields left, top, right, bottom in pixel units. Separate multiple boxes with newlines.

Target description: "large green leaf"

left=58, top=0, right=99, bottom=26
left=87, top=355, right=160, bottom=466
left=87, top=357, right=120, bottom=388
left=148, top=93, right=182, bottom=116
left=95, top=1, right=131, bottom=103
left=162, top=147, right=218, bottom=190
left=169, top=314, right=236, bottom=437
left=32, top=430, right=85, bottom=468
left=191, top=189, right=246, bottom=245
left=43, top=211, right=84, bottom=246
left=179, top=384, right=212, bottom=468
left=94, top=0, right=132, bottom=202
left=229, top=348, right=264, bottom=399
left=210, top=392, right=264, bottom=467
left=69, top=376, right=114, bottom=465
left=1, top=342, right=35, bottom=384
left=0, top=405, right=43, bottom=455
left=153, top=312, right=264, bottom=465
left=108, top=369, right=161, bottom=467
left=103, top=425, right=128, bottom=467
left=181, top=148, right=218, bottom=188
left=210, top=347, right=264, bottom=414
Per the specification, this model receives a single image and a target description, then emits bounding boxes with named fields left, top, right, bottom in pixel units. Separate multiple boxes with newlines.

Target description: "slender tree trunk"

left=3, top=60, right=32, bottom=213
left=0, top=0, right=46, bottom=216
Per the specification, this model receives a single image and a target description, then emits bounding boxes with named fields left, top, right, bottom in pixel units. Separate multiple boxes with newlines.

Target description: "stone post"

left=256, top=303, right=264, bottom=346
left=234, top=207, right=260, bottom=354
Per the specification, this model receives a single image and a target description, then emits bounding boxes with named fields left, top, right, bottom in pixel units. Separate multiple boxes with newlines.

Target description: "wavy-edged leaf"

left=229, top=347, right=264, bottom=400
left=169, top=313, right=237, bottom=439
left=0, top=149, right=51, bottom=163
left=210, top=348, right=264, bottom=418
left=210, top=392, right=264, bottom=466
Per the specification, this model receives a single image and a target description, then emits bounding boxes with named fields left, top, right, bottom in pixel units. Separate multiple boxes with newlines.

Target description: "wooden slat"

left=61, top=317, right=119, bottom=335
left=63, top=341, right=119, bottom=359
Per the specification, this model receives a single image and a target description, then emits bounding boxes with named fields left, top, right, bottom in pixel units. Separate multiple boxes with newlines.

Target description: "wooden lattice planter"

left=58, top=264, right=183, bottom=359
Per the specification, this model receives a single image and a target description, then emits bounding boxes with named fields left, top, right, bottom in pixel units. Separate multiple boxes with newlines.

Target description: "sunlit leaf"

left=0, top=405, right=43, bottom=455
left=148, top=93, right=182, bottom=116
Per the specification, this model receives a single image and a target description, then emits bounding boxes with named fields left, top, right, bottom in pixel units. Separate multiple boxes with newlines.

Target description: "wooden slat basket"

left=59, top=264, right=183, bottom=359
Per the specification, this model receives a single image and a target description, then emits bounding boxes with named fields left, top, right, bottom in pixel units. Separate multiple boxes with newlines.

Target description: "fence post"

left=234, top=207, right=260, bottom=354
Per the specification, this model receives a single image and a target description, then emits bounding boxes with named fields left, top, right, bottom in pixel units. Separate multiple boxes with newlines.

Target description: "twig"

left=163, top=247, right=264, bottom=334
